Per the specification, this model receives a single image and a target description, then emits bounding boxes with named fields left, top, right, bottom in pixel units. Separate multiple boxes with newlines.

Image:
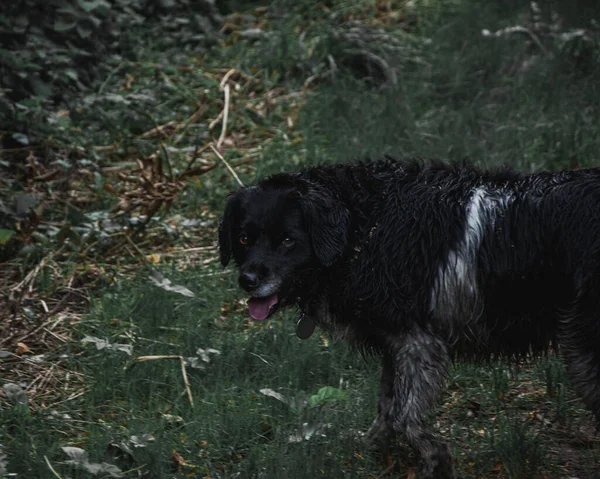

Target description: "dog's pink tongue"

left=247, top=294, right=278, bottom=320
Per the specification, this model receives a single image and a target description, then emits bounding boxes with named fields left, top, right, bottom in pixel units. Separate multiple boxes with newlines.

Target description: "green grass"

left=3, top=0, right=600, bottom=477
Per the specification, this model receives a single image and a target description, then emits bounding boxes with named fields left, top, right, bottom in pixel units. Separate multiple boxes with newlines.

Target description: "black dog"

left=218, top=157, right=600, bottom=478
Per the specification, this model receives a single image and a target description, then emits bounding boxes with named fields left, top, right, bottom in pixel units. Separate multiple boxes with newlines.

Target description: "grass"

left=3, top=0, right=600, bottom=477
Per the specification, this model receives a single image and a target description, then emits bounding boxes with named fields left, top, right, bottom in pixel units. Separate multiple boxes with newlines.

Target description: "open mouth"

left=247, top=293, right=279, bottom=321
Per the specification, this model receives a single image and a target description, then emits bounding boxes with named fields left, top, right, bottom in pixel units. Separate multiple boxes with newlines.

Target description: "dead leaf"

left=260, top=388, right=296, bottom=408
left=123, top=73, right=135, bottom=91
left=159, top=413, right=183, bottom=423
left=287, top=422, right=332, bottom=443
left=2, top=383, right=29, bottom=406
left=130, top=434, right=155, bottom=448
left=186, top=357, right=206, bottom=370
left=172, top=450, right=186, bottom=468
left=62, top=446, right=123, bottom=477
left=146, top=253, right=161, bottom=264
left=406, top=466, right=417, bottom=479
left=148, top=270, right=195, bottom=297
left=16, top=342, right=30, bottom=355
left=196, top=347, right=221, bottom=363
left=81, top=336, right=133, bottom=356
left=103, top=183, right=117, bottom=194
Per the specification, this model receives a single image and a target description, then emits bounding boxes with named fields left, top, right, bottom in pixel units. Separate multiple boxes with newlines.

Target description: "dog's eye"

left=281, top=237, right=294, bottom=247
left=239, top=233, right=249, bottom=246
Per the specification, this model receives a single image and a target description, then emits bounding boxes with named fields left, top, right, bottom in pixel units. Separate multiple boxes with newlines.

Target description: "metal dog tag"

left=296, top=315, right=316, bottom=340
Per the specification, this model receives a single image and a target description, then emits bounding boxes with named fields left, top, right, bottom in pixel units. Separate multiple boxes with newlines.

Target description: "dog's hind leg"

left=559, top=300, right=600, bottom=426
left=365, top=352, right=394, bottom=452
left=387, top=326, right=455, bottom=479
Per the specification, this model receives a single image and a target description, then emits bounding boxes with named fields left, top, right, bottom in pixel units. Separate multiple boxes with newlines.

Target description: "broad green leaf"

left=0, top=229, right=15, bottom=244
left=76, top=24, right=92, bottom=38
left=54, top=19, right=77, bottom=32
left=308, top=386, right=349, bottom=408
left=11, top=132, right=29, bottom=145
left=78, top=0, right=110, bottom=13
left=64, top=69, right=79, bottom=81
left=88, top=14, right=102, bottom=27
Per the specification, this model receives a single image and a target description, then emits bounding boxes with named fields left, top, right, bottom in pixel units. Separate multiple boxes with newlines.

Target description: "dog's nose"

left=239, top=271, right=259, bottom=290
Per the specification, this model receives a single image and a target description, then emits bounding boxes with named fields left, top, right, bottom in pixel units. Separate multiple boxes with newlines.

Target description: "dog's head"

left=218, top=174, right=350, bottom=320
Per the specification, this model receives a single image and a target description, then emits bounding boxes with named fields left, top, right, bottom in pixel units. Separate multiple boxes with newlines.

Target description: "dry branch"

left=136, top=355, right=194, bottom=407
left=209, top=143, right=244, bottom=187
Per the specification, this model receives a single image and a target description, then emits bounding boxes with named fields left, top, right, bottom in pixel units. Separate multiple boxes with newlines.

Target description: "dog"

left=218, top=156, right=600, bottom=478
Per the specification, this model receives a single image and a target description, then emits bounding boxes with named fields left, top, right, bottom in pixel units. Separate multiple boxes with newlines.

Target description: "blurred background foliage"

left=0, top=0, right=223, bottom=145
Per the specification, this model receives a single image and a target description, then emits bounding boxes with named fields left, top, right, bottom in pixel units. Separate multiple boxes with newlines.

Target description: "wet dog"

left=218, top=157, right=600, bottom=478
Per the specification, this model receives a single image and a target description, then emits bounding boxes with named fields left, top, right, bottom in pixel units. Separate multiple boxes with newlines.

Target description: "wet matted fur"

left=218, top=157, right=600, bottom=478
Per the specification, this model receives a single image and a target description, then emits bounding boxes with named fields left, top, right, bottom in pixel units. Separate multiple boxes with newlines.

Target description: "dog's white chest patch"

left=430, top=187, right=508, bottom=318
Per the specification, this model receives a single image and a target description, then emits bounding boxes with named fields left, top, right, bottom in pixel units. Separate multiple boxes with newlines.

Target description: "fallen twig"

left=209, top=143, right=244, bottom=187
left=219, top=68, right=237, bottom=90
left=217, top=84, right=231, bottom=150
left=482, top=25, right=550, bottom=56
left=44, top=455, right=64, bottom=479
left=135, top=355, right=194, bottom=407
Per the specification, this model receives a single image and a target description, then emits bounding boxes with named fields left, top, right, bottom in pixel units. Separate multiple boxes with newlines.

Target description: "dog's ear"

left=218, top=191, right=242, bottom=267
left=298, top=185, right=350, bottom=267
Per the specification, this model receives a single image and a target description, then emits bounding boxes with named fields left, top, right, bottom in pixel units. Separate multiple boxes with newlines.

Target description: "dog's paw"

left=364, top=417, right=392, bottom=453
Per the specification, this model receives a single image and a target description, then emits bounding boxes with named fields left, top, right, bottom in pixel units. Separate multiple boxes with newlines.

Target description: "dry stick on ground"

left=481, top=25, right=550, bottom=56
left=217, top=84, right=231, bottom=150
left=135, top=355, right=194, bottom=407
left=9, top=255, right=49, bottom=294
left=208, top=69, right=234, bottom=132
left=219, top=68, right=237, bottom=89
left=172, top=104, right=209, bottom=146
left=11, top=290, right=75, bottom=345
left=208, top=109, right=224, bottom=130
left=211, top=69, right=243, bottom=186
left=216, top=68, right=236, bottom=150
left=209, top=143, right=244, bottom=187
left=44, top=455, right=64, bottom=479
left=179, top=143, right=213, bottom=178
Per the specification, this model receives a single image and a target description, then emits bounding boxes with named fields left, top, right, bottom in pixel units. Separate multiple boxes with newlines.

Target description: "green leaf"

left=88, top=14, right=102, bottom=28
left=12, top=132, right=29, bottom=145
left=78, top=0, right=110, bottom=13
left=0, top=229, right=15, bottom=245
left=308, top=386, right=349, bottom=408
left=64, top=69, right=79, bottom=81
left=76, top=24, right=92, bottom=38
left=54, top=19, right=77, bottom=32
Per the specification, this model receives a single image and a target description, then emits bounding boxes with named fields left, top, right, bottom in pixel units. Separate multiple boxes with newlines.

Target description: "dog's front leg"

left=365, top=352, right=394, bottom=452
left=389, top=327, right=454, bottom=479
